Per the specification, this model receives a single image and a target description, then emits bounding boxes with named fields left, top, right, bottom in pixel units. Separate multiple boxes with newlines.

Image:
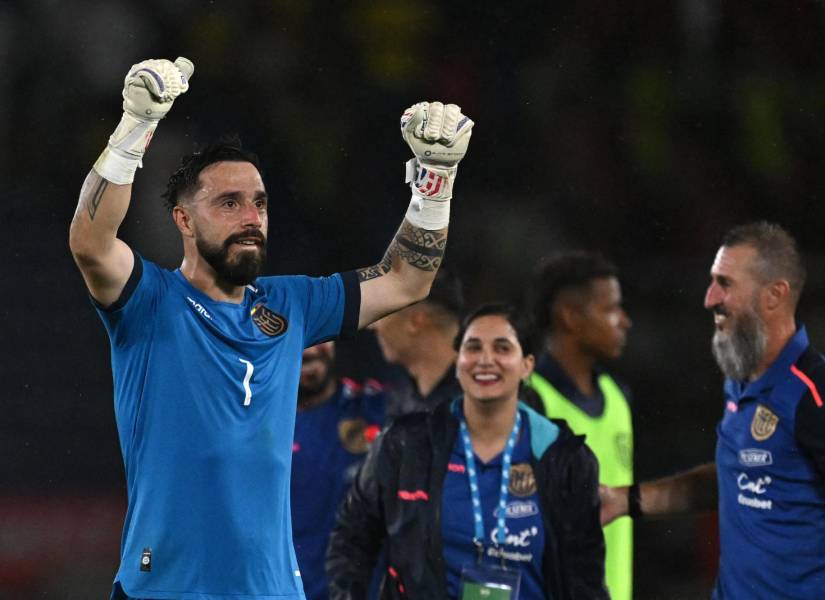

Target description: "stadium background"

left=4, top=1, right=825, bottom=598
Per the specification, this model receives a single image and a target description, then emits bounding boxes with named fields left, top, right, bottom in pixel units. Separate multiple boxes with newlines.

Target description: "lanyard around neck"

left=458, top=408, right=522, bottom=550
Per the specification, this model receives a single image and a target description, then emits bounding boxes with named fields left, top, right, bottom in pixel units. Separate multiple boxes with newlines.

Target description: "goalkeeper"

left=68, top=57, right=473, bottom=600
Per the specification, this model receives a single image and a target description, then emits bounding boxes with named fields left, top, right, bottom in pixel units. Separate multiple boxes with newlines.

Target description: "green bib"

left=527, top=370, right=634, bottom=600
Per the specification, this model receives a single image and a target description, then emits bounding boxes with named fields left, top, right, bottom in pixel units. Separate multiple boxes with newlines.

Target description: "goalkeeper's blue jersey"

left=96, top=254, right=359, bottom=600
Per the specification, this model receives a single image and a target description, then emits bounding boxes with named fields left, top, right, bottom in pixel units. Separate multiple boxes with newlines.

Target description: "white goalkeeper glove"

left=400, top=101, right=473, bottom=230
left=94, top=57, right=194, bottom=185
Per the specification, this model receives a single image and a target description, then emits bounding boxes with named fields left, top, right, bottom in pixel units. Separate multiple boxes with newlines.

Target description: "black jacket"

left=326, top=399, right=608, bottom=599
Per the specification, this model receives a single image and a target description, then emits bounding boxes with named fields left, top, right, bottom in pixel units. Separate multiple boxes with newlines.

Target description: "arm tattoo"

left=357, top=221, right=447, bottom=282
left=86, top=178, right=108, bottom=221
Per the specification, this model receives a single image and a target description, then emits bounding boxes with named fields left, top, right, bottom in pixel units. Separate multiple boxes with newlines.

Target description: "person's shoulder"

left=339, top=377, right=386, bottom=412
left=519, top=404, right=588, bottom=459
left=790, top=347, right=825, bottom=393
left=386, top=408, right=431, bottom=432
left=115, top=253, right=174, bottom=306
left=135, top=253, right=172, bottom=281
left=547, top=418, right=598, bottom=468
left=253, top=273, right=344, bottom=296
left=792, top=346, right=825, bottom=379
left=594, top=366, right=633, bottom=402
left=383, top=399, right=449, bottom=440
left=251, top=273, right=303, bottom=292
left=788, top=346, right=825, bottom=410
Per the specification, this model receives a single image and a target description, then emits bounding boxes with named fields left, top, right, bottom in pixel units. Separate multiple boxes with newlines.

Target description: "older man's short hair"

left=722, top=222, right=806, bottom=306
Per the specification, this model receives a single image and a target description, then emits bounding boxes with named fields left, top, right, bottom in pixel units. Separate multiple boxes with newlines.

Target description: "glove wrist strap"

left=403, top=159, right=454, bottom=230
left=405, top=196, right=450, bottom=230
left=93, top=113, right=158, bottom=185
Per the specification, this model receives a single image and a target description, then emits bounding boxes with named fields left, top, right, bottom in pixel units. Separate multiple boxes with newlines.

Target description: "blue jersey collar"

left=725, top=323, right=808, bottom=401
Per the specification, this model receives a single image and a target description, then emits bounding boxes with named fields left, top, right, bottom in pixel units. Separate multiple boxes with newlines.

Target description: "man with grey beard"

left=600, top=222, right=825, bottom=599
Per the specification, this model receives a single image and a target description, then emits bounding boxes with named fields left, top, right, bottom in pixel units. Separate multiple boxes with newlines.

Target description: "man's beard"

left=196, top=231, right=266, bottom=286
left=711, top=306, right=768, bottom=381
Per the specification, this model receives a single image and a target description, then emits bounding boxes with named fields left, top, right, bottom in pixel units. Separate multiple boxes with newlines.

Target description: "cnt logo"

left=736, top=472, right=773, bottom=510
left=186, top=297, right=212, bottom=320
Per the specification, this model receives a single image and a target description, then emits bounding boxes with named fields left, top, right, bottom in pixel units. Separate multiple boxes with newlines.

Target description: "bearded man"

left=69, top=57, right=473, bottom=600
left=600, top=222, right=825, bottom=599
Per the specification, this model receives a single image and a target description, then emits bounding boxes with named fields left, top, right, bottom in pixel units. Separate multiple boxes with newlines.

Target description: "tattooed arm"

left=354, top=101, right=472, bottom=329
left=69, top=172, right=135, bottom=307
left=356, top=220, right=447, bottom=328
left=69, top=58, right=192, bottom=307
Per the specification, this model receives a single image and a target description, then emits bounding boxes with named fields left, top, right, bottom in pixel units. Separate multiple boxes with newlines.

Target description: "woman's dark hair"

left=453, top=303, right=545, bottom=413
left=453, top=303, right=536, bottom=356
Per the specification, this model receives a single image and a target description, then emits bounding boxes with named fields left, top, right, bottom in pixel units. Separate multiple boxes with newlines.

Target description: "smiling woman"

left=326, top=304, right=608, bottom=600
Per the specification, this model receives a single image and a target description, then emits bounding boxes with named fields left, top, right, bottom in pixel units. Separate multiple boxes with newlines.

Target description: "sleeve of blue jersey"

left=92, top=250, right=167, bottom=348
left=298, top=271, right=360, bottom=346
left=793, top=359, right=825, bottom=481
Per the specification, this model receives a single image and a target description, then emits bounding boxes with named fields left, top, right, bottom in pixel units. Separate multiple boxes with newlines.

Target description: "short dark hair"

left=424, top=267, right=465, bottom=321
left=721, top=221, right=806, bottom=305
left=454, top=303, right=536, bottom=357
left=162, top=134, right=262, bottom=210
left=528, top=251, right=619, bottom=335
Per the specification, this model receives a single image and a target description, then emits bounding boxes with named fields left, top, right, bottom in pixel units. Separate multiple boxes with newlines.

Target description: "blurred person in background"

left=369, top=267, right=464, bottom=418
left=526, top=251, right=634, bottom=600
left=292, top=341, right=385, bottom=600
left=326, top=304, right=608, bottom=599
left=68, top=54, right=473, bottom=600
left=601, top=222, right=825, bottom=600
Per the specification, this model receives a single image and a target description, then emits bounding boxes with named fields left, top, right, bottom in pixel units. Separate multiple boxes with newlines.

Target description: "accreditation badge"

left=461, top=564, right=521, bottom=600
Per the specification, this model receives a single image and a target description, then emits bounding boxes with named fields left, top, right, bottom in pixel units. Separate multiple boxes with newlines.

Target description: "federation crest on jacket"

left=508, top=463, right=537, bottom=497
left=750, top=404, right=778, bottom=441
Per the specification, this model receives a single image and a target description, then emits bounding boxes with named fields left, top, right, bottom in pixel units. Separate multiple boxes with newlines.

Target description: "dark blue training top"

left=291, top=378, right=385, bottom=600
left=714, top=325, right=825, bottom=600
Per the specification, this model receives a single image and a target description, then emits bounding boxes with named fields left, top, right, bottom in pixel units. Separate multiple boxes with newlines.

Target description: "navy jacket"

left=326, top=399, right=608, bottom=600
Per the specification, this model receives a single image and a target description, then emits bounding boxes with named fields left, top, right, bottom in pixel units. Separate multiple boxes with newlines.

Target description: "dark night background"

left=4, top=1, right=825, bottom=598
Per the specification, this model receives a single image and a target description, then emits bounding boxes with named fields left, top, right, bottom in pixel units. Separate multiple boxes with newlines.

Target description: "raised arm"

left=356, top=102, right=473, bottom=328
left=69, top=58, right=193, bottom=307
left=600, top=462, right=718, bottom=525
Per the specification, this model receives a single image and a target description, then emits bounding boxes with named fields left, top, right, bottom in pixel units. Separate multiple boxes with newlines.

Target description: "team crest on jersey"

left=508, top=463, right=537, bottom=497
left=251, top=303, right=288, bottom=337
left=338, top=418, right=369, bottom=454
left=751, top=404, right=779, bottom=441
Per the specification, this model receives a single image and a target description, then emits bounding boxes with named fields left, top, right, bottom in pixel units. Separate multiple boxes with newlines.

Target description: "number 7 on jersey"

left=239, top=358, right=254, bottom=406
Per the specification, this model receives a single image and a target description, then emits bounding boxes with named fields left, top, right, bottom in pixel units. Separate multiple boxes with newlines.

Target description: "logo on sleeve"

left=750, top=404, right=779, bottom=441
left=508, top=463, right=537, bottom=497
left=251, top=303, right=288, bottom=337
